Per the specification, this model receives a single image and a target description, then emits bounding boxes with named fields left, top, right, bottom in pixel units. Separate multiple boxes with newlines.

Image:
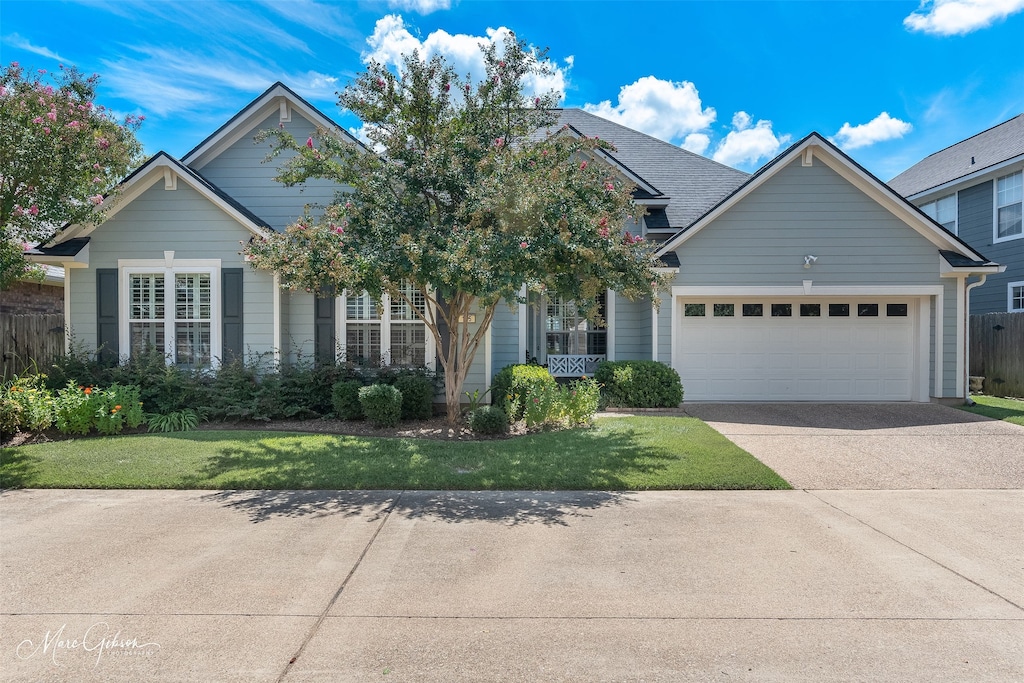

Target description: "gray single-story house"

left=29, top=83, right=1002, bottom=403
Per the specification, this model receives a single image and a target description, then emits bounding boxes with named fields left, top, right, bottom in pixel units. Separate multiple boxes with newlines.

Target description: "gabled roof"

left=42, top=152, right=273, bottom=248
left=655, top=133, right=996, bottom=269
left=888, top=113, right=1024, bottom=198
left=548, top=110, right=749, bottom=229
left=181, top=81, right=363, bottom=169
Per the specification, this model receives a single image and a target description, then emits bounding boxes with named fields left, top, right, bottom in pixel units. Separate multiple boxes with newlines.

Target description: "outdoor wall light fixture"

left=803, top=254, right=818, bottom=269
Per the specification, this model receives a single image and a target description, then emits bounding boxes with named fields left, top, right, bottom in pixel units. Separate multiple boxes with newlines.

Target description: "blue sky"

left=3, top=0, right=1023, bottom=179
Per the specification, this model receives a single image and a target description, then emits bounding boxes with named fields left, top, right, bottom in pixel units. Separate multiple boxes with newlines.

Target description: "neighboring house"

left=28, top=83, right=1000, bottom=403
left=0, top=266, right=65, bottom=315
left=889, top=114, right=1023, bottom=314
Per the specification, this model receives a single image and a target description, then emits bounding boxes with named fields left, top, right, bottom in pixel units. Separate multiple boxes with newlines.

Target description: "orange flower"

left=114, top=405, right=121, bottom=410
left=83, top=387, right=92, bottom=395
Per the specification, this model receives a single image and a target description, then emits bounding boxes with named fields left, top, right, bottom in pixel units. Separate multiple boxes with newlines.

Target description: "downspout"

left=963, top=274, right=987, bottom=406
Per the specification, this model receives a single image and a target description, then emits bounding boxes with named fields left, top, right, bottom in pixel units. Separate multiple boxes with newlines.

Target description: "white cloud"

left=831, top=112, right=913, bottom=150
left=3, top=33, right=68, bottom=63
left=387, top=0, right=451, bottom=14
left=583, top=76, right=716, bottom=144
left=682, top=133, right=711, bottom=155
left=362, top=15, right=569, bottom=100
left=904, top=0, right=1024, bottom=35
left=711, top=112, right=790, bottom=167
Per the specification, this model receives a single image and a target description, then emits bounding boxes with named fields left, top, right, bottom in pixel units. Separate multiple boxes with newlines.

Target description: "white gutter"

left=963, top=275, right=987, bottom=406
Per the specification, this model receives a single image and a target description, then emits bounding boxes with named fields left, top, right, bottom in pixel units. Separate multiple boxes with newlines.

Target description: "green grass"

left=0, top=416, right=790, bottom=491
left=958, top=395, right=1024, bottom=426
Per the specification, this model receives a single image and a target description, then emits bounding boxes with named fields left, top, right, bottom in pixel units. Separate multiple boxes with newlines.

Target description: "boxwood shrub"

left=469, top=405, right=509, bottom=435
left=359, top=383, right=403, bottom=428
left=594, top=360, right=683, bottom=408
left=332, top=379, right=365, bottom=420
left=393, top=373, right=434, bottom=420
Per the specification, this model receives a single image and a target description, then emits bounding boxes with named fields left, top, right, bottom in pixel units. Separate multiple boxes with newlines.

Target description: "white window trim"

left=993, top=170, right=1023, bottom=244
left=118, top=257, right=222, bottom=368
left=336, top=289, right=436, bottom=368
left=1009, top=281, right=1024, bottom=312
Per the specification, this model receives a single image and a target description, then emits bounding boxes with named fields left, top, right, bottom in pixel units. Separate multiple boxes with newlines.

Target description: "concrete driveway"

left=2, top=488, right=1022, bottom=682
left=684, top=402, right=1024, bottom=489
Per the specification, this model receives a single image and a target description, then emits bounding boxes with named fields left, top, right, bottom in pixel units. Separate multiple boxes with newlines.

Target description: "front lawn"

left=0, top=416, right=790, bottom=491
left=958, top=395, right=1024, bottom=426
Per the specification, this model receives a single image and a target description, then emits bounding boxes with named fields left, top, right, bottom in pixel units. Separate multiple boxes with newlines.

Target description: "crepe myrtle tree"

left=0, top=62, right=143, bottom=288
left=245, top=34, right=667, bottom=424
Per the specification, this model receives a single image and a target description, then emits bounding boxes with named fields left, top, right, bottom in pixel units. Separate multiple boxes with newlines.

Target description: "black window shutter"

left=314, top=290, right=336, bottom=365
left=95, top=268, right=119, bottom=366
left=221, top=268, right=244, bottom=362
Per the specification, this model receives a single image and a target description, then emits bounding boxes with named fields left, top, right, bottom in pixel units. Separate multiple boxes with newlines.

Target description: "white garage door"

left=676, top=299, right=917, bottom=401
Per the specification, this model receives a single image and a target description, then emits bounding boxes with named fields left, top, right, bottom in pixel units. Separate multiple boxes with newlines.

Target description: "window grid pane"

left=346, top=323, right=382, bottom=365
left=545, top=294, right=606, bottom=355
left=346, top=292, right=380, bottom=320
left=391, top=323, right=426, bottom=366
left=174, top=322, right=211, bottom=368
left=130, top=322, right=165, bottom=357
left=391, top=283, right=425, bottom=321
left=1012, top=286, right=1024, bottom=311
left=175, top=273, right=211, bottom=320
left=130, top=274, right=164, bottom=320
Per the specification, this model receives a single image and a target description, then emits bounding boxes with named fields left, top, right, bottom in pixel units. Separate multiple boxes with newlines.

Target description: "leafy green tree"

left=1, top=62, right=143, bottom=288
left=245, top=34, right=665, bottom=424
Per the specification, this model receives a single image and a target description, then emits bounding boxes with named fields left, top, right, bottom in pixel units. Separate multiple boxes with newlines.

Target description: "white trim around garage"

left=670, top=284, right=946, bottom=402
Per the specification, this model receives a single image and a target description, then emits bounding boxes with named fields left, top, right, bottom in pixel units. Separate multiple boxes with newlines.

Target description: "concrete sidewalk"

left=2, top=488, right=1021, bottom=681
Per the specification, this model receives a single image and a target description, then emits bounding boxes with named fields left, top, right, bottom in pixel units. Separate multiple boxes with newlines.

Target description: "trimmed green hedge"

left=594, top=360, right=683, bottom=408
left=359, top=383, right=403, bottom=428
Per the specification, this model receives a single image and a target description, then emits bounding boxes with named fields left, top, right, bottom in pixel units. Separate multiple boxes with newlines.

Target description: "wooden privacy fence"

left=970, top=312, right=1024, bottom=398
left=1, top=314, right=65, bottom=380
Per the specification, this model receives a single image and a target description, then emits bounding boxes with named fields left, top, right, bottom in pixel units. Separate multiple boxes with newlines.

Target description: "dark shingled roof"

left=939, top=250, right=999, bottom=269
left=657, top=251, right=680, bottom=268
left=888, top=113, right=1024, bottom=197
left=545, top=109, right=749, bottom=229
left=26, top=237, right=90, bottom=257
left=644, top=207, right=671, bottom=230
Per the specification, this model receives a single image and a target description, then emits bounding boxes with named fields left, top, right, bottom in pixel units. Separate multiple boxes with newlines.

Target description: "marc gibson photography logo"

left=17, top=622, right=161, bottom=666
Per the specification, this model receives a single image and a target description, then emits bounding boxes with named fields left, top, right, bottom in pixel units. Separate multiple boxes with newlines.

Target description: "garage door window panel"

left=742, top=303, right=763, bottom=317
left=800, top=303, right=821, bottom=317
left=771, top=303, right=792, bottom=317
left=858, top=303, right=879, bottom=317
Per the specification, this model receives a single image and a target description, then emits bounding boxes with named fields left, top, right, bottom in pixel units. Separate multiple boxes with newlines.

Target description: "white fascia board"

left=26, top=243, right=90, bottom=268
left=939, top=258, right=1006, bottom=277
left=906, top=154, right=1024, bottom=202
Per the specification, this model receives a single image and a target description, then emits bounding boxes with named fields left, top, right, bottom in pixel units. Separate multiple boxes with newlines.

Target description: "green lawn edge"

left=956, top=395, right=1024, bottom=426
left=0, top=416, right=791, bottom=491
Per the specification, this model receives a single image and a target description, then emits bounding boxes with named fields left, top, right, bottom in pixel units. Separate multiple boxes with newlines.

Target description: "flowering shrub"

left=53, top=382, right=97, bottom=435
left=492, top=364, right=556, bottom=421
left=562, top=378, right=601, bottom=427
left=3, top=373, right=54, bottom=433
left=1, top=62, right=143, bottom=287
left=93, top=384, right=144, bottom=435
left=52, top=382, right=144, bottom=436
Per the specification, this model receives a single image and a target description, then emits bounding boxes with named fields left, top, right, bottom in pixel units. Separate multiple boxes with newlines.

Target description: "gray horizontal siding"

left=669, top=158, right=960, bottom=398
left=283, top=290, right=316, bottom=364
left=613, top=296, right=652, bottom=360
left=69, top=180, right=277, bottom=359
left=197, top=111, right=348, bottom=232
left=490, top=299, right=521, bottom=377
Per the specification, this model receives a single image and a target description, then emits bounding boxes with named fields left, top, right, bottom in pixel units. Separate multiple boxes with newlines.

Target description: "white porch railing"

left=547, top=354, right=606, bottom=377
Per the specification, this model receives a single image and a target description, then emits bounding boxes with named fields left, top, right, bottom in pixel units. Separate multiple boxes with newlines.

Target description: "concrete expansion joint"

left=275, top=490, right=404, bottom=683
left=804, top=490, right=1024, bottom=614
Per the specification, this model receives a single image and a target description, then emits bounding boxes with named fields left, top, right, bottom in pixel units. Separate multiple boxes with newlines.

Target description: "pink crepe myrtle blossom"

left=92, top=176, right=102, bottom=183
left=93, top=162, right=102, bottom=170
left=46, top=111, right=57, bottom=121
left=604, top=182, right=614, bottom=191
left=97, top=137, right=110, bottom=150
left=89, top=194, right=103, bottom=205
left=306, top=137, right=314, bottom=149
left=42, top=126, right=50, bottom=134
left=520, top=241, right=528, bottom=248
left=32, top=116, right=43, bottom=124
left=28, top=205, right=39, bottom=216
left=444, top=83, right=450, bottom=92
left=579, top=162, right=587, bottom=170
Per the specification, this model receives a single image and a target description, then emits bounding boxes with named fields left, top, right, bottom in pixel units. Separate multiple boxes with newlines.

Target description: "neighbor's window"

left=921, top=194, right=957, bottom=233
left=1010, top=283, right=1024, bottom=312
left=996, top=171, right=1022, bottom=240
